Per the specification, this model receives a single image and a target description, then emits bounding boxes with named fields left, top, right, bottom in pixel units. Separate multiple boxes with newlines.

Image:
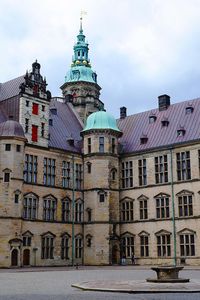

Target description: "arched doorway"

left=11, top=249, right=18, bottom=266
left=23, top=249, right=30, bottom=266
left=112, top=245, right=118, bottom=264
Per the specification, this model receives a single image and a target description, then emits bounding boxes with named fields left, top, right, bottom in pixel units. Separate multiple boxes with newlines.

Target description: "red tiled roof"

left=117, top=98, right=200, bottom=153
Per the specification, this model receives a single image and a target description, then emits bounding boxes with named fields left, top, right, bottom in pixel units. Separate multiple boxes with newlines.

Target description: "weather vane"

left=80, top=10, right=87, bottom=31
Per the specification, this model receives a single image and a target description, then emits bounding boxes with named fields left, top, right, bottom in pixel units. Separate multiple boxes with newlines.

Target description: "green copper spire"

left=65, top=20, right=98, bottom=84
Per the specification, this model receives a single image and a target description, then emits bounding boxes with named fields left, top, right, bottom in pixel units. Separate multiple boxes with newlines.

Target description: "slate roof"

left=0, top=75, right=25, bottom=101
left=117, top=98, right=200, bottom=153
left=0, top=120, right=25, bottom=138
left=49, top=99, right=83, bottom=153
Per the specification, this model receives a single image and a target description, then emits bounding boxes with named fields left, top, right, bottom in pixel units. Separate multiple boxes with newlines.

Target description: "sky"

left=1, top=0, right=200, bottom=117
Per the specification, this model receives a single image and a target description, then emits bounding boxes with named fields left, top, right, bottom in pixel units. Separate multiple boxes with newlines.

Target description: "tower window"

left=32, top=125, right=38, bottom=142
left=32, top=103, right=39, bottom=115
left=99, top=137, right=104, bottom=153
left=99, top=193, right=105, bottom=203
left=88, top=138, right=91, bottom=153
left=42, top=105, right=45, bottom=112
left=41, top=123, right=45, bottom=137
left=16, top=145, right=21, bottom=152
left=5, top=144, right=11, bottom=151
left=25, top=118, right=29, bottom=133
left=4, top=172, right=10, bottom=182
left=87, top=162, right=91, bottom=173
left=14, top=194, right=19, bottom=204
left=111, top=138, right=115, bottom=154
left=26, top=100, right=29, bottom=107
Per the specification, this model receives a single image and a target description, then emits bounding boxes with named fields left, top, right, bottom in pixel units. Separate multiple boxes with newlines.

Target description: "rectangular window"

left=4, top=172, right=10, bottom=182
left=42, top=105, right=45, bottom=112
left=139, top=199, right=148, bottom=220
left=41, top=123, right=45, bottom=137
left=121, top=161, right=133, bottom=188
left=32, top=103, right=39, bottom=115
left=180, top=234, right=195, bottom=256
left=5, top=144, right=11, bottom=151
left=32, top=125, right=38, bottom=142
left=25, top=118, right=29, bottom=133
left=24, top=154, right=37, bottom=183
left=75, top=163, right=82, bottom=189
left=121, top=201, right=134, bottom=221
left=14, top=194, right=19, bottom=204
left=61, top=236, right=69, bottom=259
left=23, top=236, right=31, bottom=246
left=178, top=195, right=193, bottom=217
left=62, top=161, right=70, bottom=188
left=75, top=201, right=83, bottom=222
left=16, top=145, right=21, bottom=152
left=155, top=155, right=168, bottom=183
left=62, top=200, right=71, bottom=222
left=26, top=100, right=29, bottom=107
left=43, top=198, right=57, bottom=221
left=140, top=236, right=149, bottom=257
left=157, top=234, right=171, bottom=257
left=111, top=138, right=115, bottom=154
left=43, top=158, right=56, bottom=186
left=156, top=196, right=170, bottom=219
left=88, top=138, right=91, bottom=153
left=121, top=236, right=134, bottom=258
left=138, top=159, right=147, bottom=186
left=99, top=137, right=104, bottom=153
left=176, top=151, right=191, bottom=181
left=23, top=196, right=37, bottom=220
left=99, top=193, right=105, bottom=203
left=75, top=237, right=83, bottom=258
left=41, top=236, right=54, bottom=259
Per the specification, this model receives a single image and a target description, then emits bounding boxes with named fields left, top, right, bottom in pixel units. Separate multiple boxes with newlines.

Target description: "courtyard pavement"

left=0, top=265, right=200, bottom=299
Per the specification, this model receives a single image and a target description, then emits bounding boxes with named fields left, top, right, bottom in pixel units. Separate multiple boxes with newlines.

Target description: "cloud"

left=1, top=0, right=200, bottom=117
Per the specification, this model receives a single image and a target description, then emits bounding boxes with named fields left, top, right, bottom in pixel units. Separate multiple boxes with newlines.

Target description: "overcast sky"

left=1, top=0, right=200, bottom=117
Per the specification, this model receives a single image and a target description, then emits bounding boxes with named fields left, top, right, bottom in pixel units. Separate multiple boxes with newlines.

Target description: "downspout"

left=170, top=148, right=177, bottom=266
left=72, top=154, right=75, bottom=267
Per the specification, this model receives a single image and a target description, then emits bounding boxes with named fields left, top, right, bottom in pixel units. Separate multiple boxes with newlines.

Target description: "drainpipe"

left=170, top=148, right=177, bottom=266
left=72, top=154, right=75, bottom=267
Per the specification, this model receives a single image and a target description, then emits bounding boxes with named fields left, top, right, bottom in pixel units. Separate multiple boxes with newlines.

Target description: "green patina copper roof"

left=65, top=21, right=97, bottom=84
left=82, top=111, right=122, bottom=133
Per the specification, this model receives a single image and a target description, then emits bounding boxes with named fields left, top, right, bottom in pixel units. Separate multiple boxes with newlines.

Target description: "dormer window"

left=140, top=135, right=148, bottom=144
left=49, top=119, right=53, bottom=126
left=161, top=120, right=169, bottom=127
left=186, top=106, right=194, bottom=114
left=149, top=116, right=156, bottom=124
left=177, top=128, right=185, bottom=137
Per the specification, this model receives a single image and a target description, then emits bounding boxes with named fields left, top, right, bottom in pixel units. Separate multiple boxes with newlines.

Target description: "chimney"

left=120, top=107, right=127, bottom=119
left=158, top=94, right=170, bottom=111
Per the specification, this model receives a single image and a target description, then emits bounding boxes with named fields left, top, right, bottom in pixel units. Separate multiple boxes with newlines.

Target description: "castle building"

left=0, top=22, right=200, bottom=267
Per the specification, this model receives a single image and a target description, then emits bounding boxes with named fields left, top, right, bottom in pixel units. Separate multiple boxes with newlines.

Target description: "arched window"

left=111, top=168, right=117, bottom=181
left=23, top=193, right=38, bottom=220
left=3, top=168, right=12, bottom=183
left=139, top=231, right=149, bottom=257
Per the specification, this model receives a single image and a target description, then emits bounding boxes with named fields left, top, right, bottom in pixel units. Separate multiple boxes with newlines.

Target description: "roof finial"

left=80, top=10, right=87, bottom=33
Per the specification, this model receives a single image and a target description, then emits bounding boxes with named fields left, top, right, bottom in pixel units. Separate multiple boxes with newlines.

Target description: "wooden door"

left=23, top=249, right=30, bottom=266
left=11, top=249, right=18, bottom=266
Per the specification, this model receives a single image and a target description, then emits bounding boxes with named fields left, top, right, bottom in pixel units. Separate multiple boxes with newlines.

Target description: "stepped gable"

left=118, top=98, right=200, bottom=153
left=0, top=75, right=25, bottom=101
left=49, top=99, right=83, bottom=152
